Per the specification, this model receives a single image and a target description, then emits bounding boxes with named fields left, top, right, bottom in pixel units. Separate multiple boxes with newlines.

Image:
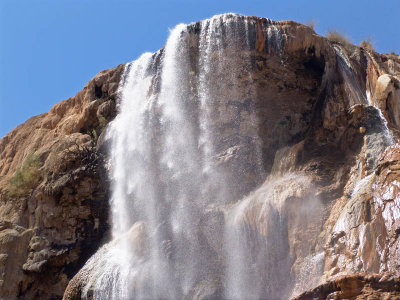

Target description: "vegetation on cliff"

left=8, top=153, right=42, bottom=197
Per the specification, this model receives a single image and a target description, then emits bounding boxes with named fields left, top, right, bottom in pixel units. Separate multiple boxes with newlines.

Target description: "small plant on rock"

left=8, top=153, right=42, bottom=196
left=304, top=19, right=317, bottom=31
left=98, top=114, right=107, bottom=131
left=63, top=141, right=103, bottom=172
left=326, top=29, right=353, bottom=48
left=360, top=37, right=375, bottom=52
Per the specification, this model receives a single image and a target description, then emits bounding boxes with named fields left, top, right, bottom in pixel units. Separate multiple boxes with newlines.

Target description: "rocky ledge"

left=294, top=273, right=400, bottom=299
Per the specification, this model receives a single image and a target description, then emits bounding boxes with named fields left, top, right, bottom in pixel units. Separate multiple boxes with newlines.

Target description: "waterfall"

left=375, top=106, right=396, bottom=145
left=75, top=13, right=396, bottom=300
left=333, top=45, right=367, bottom=105
left=78, top=13, right=271, bottom=299
left=334, top=45, right=395, bottom=148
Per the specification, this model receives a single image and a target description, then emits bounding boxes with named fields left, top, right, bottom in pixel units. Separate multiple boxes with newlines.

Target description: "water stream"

left=80, top=14, right=268, bottom=299
left=76, top=13, right=396, bottom=300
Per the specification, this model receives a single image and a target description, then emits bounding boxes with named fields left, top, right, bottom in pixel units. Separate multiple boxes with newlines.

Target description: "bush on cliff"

left=360, top=37, right=375, bottom=52
left=8, top=153, right=42, bottom=196
left=304, top=19, right=317, bottom=31
left=326, top=29, right=353, bottom=47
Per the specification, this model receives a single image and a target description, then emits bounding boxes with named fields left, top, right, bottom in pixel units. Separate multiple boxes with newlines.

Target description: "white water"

left=333, top=45, right=367, bottom=105
left=351, top=173, right=374, bottom=199
left=334, top=45, right=395, bottom=146
left=366, top=89, right=395, bottom=145
left=75, top=13, right=399, bottom=300
left=291, top=251, right=325, bottom=298
left=375, top=106, right=396, bottom=145
left=78, top=14, right=272, bottom=299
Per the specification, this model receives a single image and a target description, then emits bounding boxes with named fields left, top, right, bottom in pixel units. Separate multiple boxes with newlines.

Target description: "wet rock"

left=321, top=143, right=400, bottom=283
left=373, top=74, right=400, bottom=131
left=185, top=278, right=222, bottom=300
left=126, top=221, right=147, bottom=257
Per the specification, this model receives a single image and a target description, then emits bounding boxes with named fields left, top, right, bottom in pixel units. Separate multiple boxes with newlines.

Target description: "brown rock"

left=294, top=273, right=400, bottom=300
left=0, top=65, right=123, bottom=299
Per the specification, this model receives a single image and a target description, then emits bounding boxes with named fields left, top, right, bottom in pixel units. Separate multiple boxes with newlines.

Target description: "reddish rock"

left=294, top=273, right=400, bottom=300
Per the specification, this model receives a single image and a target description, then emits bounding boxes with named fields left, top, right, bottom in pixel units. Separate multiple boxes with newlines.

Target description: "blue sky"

left=1, top=0, right=399, bottom=137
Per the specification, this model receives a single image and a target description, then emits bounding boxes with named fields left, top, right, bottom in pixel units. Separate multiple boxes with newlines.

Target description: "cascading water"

left=334, top=45, right=367, bottom=105
left=334, top=44, right=395, bottom=149
left=79, top=14, right=272, bottom=299
left=75, top=13, right=397, bottom=300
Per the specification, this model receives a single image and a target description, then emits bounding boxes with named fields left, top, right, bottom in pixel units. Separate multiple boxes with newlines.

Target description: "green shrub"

left=326, top=29, right=353, bottom=47
left=8, top=153, right=42, bottom=196
left=89, top=114, right=108, bottom=143
left=91, top=129, right=99, bottom=142
left=98, top=114, right=107, bottom=131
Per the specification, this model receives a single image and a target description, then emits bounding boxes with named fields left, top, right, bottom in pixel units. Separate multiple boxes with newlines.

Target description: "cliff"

left=0, top=14, right=399, bottom=299
left=0, top=65, right=124, bottom=298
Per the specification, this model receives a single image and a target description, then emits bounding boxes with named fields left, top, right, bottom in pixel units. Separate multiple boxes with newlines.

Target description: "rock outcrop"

left=294, top=273, right=400, bottom=300
left=0, top=13, right=399, bottom=299
left=0, top=65, right=124, bottom=299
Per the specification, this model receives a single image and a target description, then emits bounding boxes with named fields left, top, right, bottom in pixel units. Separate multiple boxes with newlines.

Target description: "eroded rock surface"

left=0, top=65, right=124, bottom=299
left=294, top=273, right=400, bottom=300
left=0, top=13, right=400, bottom=300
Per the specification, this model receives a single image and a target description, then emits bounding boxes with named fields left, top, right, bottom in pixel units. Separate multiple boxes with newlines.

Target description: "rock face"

left=0, top=65, right=124, bottom=299
left=0, top=13, right=399, bottom=299
left=294, top=273, right=400, bottom=300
